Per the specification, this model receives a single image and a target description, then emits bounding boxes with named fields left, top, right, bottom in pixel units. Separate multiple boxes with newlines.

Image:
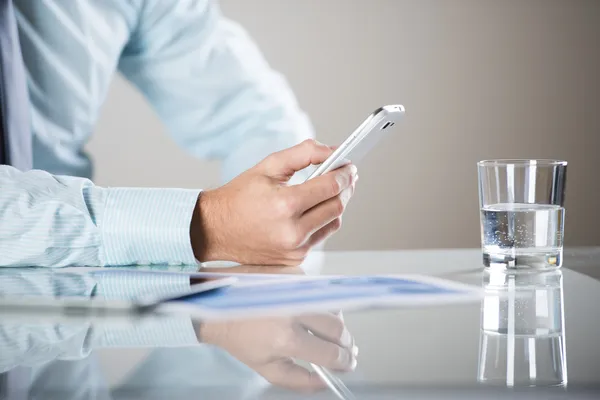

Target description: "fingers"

left=297, top=313, right=354, bottom=349
left=293, top=327, right=357, bottom=372
left=261, top=139, right=333, bottom=179
left=259, top=359, right=326, bottom=393
left=299, top=183, right=354, bottom=235
left=291, top=163, right=357, bottom=213
left=295, top=217, right=342, bottom=254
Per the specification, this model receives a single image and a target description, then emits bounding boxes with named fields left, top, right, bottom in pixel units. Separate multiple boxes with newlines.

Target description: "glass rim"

left=477, top=159, right=567, bottom=167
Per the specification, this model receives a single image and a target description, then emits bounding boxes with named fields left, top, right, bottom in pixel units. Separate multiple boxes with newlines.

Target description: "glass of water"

left=477, top=159, right=567, bottom=270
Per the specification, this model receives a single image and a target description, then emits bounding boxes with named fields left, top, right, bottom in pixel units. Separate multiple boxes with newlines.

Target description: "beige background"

left=88, top=0, right=600, bottom=250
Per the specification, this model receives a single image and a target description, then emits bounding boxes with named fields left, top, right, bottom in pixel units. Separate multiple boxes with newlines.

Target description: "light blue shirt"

left=0, top=0, right=314, bottom=267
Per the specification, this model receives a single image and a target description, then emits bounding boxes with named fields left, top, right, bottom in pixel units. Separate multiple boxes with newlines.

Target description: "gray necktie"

left=0, top=0, right=32, bottom=170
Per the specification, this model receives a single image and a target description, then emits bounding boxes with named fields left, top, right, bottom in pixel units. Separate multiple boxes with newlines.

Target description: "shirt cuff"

left=98, top=188, right=201, bottom=266
left=93, top=270, right=193, bottom=301
left=100, top=317, right=199, bottom=348
left=93, top=271, right=199, bottom=347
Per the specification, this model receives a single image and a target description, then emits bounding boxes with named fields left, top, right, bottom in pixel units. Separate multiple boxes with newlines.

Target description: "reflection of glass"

left=477, top=159, right=567, bottom=270
left=478, top=270, right=567, bottom=387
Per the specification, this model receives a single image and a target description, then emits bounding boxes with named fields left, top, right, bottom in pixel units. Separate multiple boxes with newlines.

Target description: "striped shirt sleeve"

left=0, top=166, right=200, bottom=267
left=118, top=0, right=316, bottom=185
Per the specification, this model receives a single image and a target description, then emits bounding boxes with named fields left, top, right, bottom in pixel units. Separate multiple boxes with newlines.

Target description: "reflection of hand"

left=190, top=139, right=357, bottom=266
left=196, top=313, right=358, bottom=392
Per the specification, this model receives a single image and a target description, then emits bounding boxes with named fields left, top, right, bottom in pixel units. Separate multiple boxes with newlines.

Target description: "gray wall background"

left=88, top=0, right=600, bottom=250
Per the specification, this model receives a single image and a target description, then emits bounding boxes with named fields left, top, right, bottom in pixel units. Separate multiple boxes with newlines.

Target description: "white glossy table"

left=102, top=248, right=600, bottom=398
left=311, top=249, right=600, bottom=394
left=1, top=248, right=600, bottom=399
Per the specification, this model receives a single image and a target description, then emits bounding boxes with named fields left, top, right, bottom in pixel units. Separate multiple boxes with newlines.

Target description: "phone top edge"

left=305, top=104, right=405, bottom=181
left=381, top=104, right=405, bottom=113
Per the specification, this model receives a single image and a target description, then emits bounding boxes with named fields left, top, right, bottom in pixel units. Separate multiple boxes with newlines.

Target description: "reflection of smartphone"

left=138, top=276, right=238, bottom=306
left=305, top=104, right=405, bottom=181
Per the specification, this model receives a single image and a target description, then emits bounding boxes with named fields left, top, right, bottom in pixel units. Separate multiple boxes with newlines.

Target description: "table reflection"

left=478, top=270, right=567, bottom=387
left=0, top=265, right=355, bottom=399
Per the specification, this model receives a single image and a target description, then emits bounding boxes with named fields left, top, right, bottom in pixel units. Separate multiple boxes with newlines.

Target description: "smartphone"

left=305, top=104, right=405, bottom=181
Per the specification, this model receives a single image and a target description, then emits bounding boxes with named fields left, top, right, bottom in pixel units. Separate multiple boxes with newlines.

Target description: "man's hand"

left=190, top=139, right=358, bottom=265
left=196, top=313, right=358, bottom=393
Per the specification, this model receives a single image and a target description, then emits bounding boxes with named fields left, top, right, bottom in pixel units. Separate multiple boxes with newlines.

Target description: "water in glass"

left=480, top=203, right=564, bottom=269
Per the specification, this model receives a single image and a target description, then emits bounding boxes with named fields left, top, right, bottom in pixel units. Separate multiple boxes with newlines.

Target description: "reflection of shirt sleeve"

left=0, top=166, right=199, bottom=267
left=94, top=270, right=198, bottom=347
left=0, top=269, right=199, bottom=372
left=118, top=0, right=315, bottom=184
left=0, top=269, right=98, bottom=372
left=93, top=270, right=193, bottom=300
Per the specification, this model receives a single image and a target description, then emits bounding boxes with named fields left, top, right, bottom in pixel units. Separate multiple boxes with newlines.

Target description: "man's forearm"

left=0, top=166, right=199, bottom=267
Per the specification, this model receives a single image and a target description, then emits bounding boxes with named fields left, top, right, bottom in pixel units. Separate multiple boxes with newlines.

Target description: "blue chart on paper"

left=169, top=276, right=463, bottom=310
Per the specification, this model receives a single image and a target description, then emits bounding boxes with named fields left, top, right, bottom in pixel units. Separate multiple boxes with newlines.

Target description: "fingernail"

left=350, top=164, right=358, bottom=175
left=340, top=328, right=352, bottom=348
left=337, top=348, right=352, bottom=368
left=355, top=174, right=359, bottom=182
left=353, top=345, right=359, bottom=357
left=350, top=357, right=358, bottom=371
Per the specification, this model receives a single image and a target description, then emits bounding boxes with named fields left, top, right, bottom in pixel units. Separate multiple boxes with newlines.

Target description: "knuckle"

left=274, top=195, right=296, bottom=217
left=299, top=138, right=318, bottom=153
left=302, top=138, right=317, bottom=148
left=263, top=152, right=279, bottom=166
left=332, top=197, right=345, bottom=216
left=327, top=177, right=341, bottom=196
left=276, top=327, right=299, bottom=354
left=271, top=331, right=292, bottom=354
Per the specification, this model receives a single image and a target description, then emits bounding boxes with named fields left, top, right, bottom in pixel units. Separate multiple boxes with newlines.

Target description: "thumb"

left=261, top=139, right=333, bottom=179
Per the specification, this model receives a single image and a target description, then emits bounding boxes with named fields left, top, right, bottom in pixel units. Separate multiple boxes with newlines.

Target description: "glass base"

left=478, top=377, right=567, bottom=388
left=483, top=249, right=563, bottom=270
